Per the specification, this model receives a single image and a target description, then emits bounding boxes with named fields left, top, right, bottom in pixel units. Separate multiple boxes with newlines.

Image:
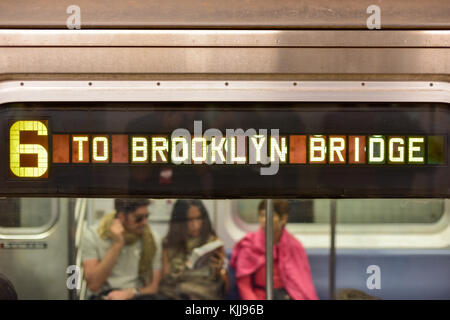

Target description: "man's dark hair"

left=0, top=273, right=18, bottom=300
left=115, top=199, right=150, bottom=215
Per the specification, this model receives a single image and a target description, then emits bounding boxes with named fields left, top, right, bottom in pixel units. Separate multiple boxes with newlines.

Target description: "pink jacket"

left=230, top=228, right=318, bottom=300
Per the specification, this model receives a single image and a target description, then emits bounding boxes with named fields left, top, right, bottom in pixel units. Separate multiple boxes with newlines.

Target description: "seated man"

left=82, top=199, right=162, bottom=300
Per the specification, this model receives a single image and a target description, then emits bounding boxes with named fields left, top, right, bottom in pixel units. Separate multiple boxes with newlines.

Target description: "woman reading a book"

left=157, top=199, right=229, bottom=299
left=230, top=200, right=318, bottom=300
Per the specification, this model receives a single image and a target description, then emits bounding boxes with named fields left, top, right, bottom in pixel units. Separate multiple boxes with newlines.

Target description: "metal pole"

left=265, top=199, right=274, bottom=300
left=329, top=199, right=337, bottom=300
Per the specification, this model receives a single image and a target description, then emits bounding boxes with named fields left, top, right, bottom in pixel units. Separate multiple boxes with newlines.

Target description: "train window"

left=0, top=198, right=57, bottom=233
left=237, top=199, right=314, bottom=223
left=148, top=199, right=178, bottom=222
left=234, top=198, right=449, bottom=250
left=335, top=199, right=444, bottom=224
left=237, top=199, right=444, bottom=224
left=88, top=199, right=213, bottom=223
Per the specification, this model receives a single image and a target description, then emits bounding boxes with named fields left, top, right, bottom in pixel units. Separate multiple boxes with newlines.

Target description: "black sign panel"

left=1, top=102, right=448, bottom=198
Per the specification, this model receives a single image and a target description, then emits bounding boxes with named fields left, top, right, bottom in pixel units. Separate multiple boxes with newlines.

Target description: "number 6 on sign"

left=10, top=120, right=49, bottom=178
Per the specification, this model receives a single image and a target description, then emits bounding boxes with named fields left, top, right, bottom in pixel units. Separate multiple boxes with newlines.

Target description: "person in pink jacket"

left=231, top=200, right=318, bottom=300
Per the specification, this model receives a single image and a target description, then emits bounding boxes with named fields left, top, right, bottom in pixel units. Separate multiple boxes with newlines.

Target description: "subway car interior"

left=0, top=0, right=449, bottom=301
left=1, top=197, right=449, bottom=300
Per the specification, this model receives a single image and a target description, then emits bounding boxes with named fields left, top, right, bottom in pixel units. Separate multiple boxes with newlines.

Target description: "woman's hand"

left=209, top=248, right=226, bottom=277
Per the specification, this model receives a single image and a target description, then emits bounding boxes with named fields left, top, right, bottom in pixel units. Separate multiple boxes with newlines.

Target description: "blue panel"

left=226, top=249, right=450, bottom=300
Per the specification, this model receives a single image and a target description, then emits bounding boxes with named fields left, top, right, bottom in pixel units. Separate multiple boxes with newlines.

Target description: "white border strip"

left=0, top=81, right=449, bottom=104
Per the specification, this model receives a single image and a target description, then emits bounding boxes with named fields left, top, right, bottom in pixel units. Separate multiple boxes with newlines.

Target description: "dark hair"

left=258, top=199, right=289, bottom=217
left=0, top=273, right=18, bottom=300
left=164, top=200, right=215, bottom=253
left=115, top=199, right=150, bottom=216
left=337, top=288, right=380, bottom=300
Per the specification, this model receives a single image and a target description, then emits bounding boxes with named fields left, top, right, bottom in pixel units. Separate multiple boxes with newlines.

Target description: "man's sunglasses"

left=134, top=213, right=150, bottom=223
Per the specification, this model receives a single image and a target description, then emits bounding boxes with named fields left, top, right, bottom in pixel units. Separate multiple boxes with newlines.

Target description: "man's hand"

left=105, top=288, right=135, bottom=300
left=110, top=218, right=125, bottom=245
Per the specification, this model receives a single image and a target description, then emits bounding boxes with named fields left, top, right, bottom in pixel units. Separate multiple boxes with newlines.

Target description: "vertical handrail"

left=74, top=198, right=81, bottom=222
left=75, top=199, right=87, bottom=248
left=79, top=268, right=87, bottom=300
left=265, top=199, right=274, bottom=300
left=329, top=199, right=337, bottom=300
left=73, top=198, right=88, bottom=300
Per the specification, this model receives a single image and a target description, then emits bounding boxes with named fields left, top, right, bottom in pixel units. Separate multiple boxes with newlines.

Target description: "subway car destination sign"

left=0, top=102, right=448, bottom=197
left=9, top=121, right=445, bottom=178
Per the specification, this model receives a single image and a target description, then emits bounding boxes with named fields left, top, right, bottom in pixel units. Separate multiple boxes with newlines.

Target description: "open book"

left=185, top=239, right=224, bottom=269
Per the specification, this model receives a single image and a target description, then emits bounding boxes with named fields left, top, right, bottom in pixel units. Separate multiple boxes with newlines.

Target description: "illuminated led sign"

left=10, top=120, right=49, bottom=178
left=8, top=120, right=446, bottom=179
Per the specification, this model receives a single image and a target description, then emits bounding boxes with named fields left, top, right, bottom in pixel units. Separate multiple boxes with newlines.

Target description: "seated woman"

left=156, top=199, right=229, bottom=300
left=231, top=200, right=318, bottom=300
